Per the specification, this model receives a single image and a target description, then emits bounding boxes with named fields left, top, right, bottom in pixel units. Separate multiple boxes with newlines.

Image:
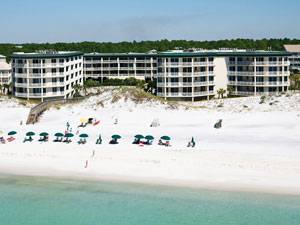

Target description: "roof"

left=0, top=61, right=11, bottom=70
left=84, top=52, right=157, bottom=58
left=158, top=51, right=291, bottom=57
left=284, top=45, right=300, bottom=53
left=11, top=51, right=83, bottom=59
left=84, top=50, right=291, bottom=58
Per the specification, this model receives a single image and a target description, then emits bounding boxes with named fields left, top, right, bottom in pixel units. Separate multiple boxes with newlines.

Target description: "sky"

left=0, top=0, right=300, bottom=43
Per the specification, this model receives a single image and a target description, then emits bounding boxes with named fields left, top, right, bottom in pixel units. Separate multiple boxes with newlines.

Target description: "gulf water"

left=0, top=174, right=299, bottom=225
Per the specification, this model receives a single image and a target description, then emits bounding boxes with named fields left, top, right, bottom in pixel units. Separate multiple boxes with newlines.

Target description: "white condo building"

left=0, top=55, right=11, bottom=86
left=83, top=52, right=157, bottom=81
left=11, top=51, right=83, bottom=101
left=82, top=50, right=290, bottom=101
left=9, top=49, right=290, bottom=101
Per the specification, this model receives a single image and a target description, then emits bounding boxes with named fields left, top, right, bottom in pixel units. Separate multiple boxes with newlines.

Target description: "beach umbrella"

left=8, top=131, right=17, bottom=136
left=39, top=132, right=49, bottom=136
left=65, top=133, right=74, bottom=138
left=145, top=135, right=154, bottom=140
left=111, top=134, right=121, bottom=139
left=26, top=132, right=35, bottom=136
left=54, top=132, right=64, bottom=137
left=134, top=134, right=144, bottom=139
left=161, top=136, right=171, bottom=141
left=79, top=133, right=89, bottom=138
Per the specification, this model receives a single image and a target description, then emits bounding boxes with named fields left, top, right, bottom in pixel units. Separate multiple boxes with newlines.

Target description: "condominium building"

left=284, top=44, right=300, bottom=71
left=0, top=55, right=11, bottom=86
left=156, top=52, right=217, bottom=101
left=10, top=49, right=290, bottom=101
left=11, top=51, right=83, bottom=101
left=226, top=52, right=290, bottom=97
left=156, top=50, right=290, bottom=100
left=83, top=52, right=157, bottom=81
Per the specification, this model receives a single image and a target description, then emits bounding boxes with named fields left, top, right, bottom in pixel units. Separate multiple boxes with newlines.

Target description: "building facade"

left=226, top=53, right=290, bottom=96
left=11, top=51, right=83, bottom=101
left=0, top=55, right=11, bottom=86
left=10, top=49, right=290, bottom=101
left=83, top=52, right=157, bottom=81
left=156, top=52, right=217, bottom=101
left=154, top=51, right=290, bottom=100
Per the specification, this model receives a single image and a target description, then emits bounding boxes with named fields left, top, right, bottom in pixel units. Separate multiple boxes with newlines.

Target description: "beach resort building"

left=158, top=51, right=290, bottom=100
left=10, top=49, right=290, bottom=101
left=11, top=51, right=83, bottom=101
left=284, top=44, right=300, bottom=71
left=83, top=50, right=290, bottom=101
left=0, top=55, right=11, bottom=86
left=83, top=52, right=157, bottom=81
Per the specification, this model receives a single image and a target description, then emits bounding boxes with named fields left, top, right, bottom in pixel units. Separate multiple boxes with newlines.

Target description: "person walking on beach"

left=85, top=160, right=89, bottom=168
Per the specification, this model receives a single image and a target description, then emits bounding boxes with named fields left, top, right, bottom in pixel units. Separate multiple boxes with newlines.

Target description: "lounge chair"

left=7, top=137, right=15, bottom=142
left=109, top=139, right=118, bottom=144
left=214, top=119, right=222, bottom=129
left=23, top=137, right=33, bottom=143
left=132, top=138, right=140, bottom=144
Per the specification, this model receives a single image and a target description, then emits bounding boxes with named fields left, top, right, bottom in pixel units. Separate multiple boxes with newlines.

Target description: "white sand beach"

left=0, top=89, right=300, bottom=195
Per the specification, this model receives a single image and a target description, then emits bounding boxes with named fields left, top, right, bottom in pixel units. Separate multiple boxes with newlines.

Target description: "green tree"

left=217, top=88, right=226, bottom=99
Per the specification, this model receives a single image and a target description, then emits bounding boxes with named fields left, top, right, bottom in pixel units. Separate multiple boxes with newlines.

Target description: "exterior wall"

left=0, top=57, right=11, bottom=86
left=11, top=50, right=291, bottom=101
left=12, top=52, right=83, bottom=101
left=83, top=54, right=157, bottom=81
left=213, top=57, right=228, bottom=96
left=156, top=56, right=215, bottom=101
left=227, top=56, right=290, bottom=96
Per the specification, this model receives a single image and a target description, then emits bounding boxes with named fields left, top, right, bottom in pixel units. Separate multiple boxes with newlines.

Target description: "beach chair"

left=7, top=137, right=15, bottom=142
left=109, top=139, right=118, bottom=144
left=132, top=138, right=140, bottom=144
left=214, top=119, right=222, bottom=129
left=23, top=136, right=33, bottom=143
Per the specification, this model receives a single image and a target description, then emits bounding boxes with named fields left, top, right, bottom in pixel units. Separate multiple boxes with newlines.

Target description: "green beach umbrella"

left=8, top=131, right=17, bottom=136
left=79, top=133, right=89, bottom=138
left=161, top=136, right=171, bottom=141
left=112, top=134, right=121, bottom=139
left=54, top=132, right=64, bottom=137
left=145, top=135, right=154, bottom=140
left=65, top=133, right=74, bottom=138
left=39, top=132, right=49, bottom=136
left=134, top=134, right=144, bottom=139
left=26, top=132, right=35, bottom=136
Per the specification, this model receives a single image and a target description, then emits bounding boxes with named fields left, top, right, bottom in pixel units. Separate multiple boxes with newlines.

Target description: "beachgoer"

left=85, top=160, right=89, bottom=168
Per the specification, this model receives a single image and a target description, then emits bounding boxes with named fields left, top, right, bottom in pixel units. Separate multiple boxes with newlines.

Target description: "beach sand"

left=0, top=90, right=300, bottom=195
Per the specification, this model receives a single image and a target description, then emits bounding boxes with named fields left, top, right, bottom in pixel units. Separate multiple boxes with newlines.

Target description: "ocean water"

left=0, top=174, right=299, bottom=225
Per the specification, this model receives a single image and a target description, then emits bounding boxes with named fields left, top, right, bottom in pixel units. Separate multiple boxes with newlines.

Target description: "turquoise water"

left=0, top=174, right=300, bottom=225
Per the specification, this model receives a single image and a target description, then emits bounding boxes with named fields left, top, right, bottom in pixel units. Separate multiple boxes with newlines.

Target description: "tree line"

left=1, top=38, right=300, bottom=60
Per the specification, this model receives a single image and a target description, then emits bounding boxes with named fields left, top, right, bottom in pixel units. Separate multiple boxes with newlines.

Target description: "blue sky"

left=1, top=0, right=300, bottom=43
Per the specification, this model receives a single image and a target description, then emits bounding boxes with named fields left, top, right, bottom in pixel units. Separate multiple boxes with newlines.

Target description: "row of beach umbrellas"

left=5, top=131, right=171, bottom=141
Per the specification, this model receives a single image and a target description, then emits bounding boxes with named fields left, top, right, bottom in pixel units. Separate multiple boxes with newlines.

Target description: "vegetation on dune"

left=290, top=74, right=300, bottom=92
left=1, top=38, right=300, bottom=60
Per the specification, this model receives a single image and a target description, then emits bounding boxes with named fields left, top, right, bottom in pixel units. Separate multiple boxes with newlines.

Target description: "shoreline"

left=1, top=153, right=300, bottom=197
